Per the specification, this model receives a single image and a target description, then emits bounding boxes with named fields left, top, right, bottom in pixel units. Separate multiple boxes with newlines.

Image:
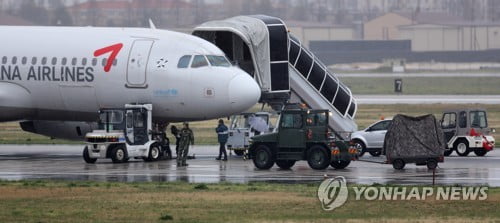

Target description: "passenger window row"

left=289, top=36, right=355, bottom=118
left=177, top=54, right=231, bottom=69
left=1, top=56, right=117, bottom=67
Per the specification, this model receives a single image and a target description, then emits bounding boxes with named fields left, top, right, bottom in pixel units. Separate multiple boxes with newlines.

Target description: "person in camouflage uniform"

left=177, top=122, right=194, bottom=166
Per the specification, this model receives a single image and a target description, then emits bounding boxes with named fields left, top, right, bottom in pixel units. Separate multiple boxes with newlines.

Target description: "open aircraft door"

left=127, top=39, right=154, bottom=88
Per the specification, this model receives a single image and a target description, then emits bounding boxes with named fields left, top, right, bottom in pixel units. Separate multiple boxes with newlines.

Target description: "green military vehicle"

left=248, top=107, right=357, bottom=170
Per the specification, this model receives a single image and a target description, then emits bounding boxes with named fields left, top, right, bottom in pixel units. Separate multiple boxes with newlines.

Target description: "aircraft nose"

left=228, top=74, right=261, bottom=112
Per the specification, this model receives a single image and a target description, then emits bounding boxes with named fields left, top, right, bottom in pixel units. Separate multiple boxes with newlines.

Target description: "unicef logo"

left=317, top=176, right=348, bottom=211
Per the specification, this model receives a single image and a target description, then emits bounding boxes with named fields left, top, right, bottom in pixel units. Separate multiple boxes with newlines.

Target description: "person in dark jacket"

left=170, top=125, right=180, bottom=156
left=215, top=119, right=228, bottom=161
left=177, top=122, right=194, bottom=166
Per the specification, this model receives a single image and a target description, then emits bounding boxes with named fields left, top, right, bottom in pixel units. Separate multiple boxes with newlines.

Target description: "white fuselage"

left=0, top=26, right=261, bottom=123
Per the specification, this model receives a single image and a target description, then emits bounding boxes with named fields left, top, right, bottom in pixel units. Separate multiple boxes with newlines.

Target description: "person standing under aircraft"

left=215, top=119, right=229, bottom=161
left=171, top=125, right=180, bottom=156
left=177, top=122, right=194, bottom=167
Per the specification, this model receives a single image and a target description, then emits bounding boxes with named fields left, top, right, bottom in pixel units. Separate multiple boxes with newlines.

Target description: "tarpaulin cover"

left=383, top=114, right=445, bottom=159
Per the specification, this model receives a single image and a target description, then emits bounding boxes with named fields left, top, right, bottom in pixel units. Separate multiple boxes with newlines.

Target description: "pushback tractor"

left=248, top=106, right=358, bottom=170
left=83, top=104, right=169, bottom=163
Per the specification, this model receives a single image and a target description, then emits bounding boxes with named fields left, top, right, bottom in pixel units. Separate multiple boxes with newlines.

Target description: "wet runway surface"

left=0, top=145, right=499, bottom=186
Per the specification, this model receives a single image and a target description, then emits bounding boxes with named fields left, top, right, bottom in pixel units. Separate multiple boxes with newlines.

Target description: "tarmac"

left=0, top=145, right=499, bottom=186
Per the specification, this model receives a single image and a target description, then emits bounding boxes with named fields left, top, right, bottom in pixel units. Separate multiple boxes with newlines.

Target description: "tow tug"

left=248, top=105, right=358, bottom=170
left=83, top=104, right=170, bottom=163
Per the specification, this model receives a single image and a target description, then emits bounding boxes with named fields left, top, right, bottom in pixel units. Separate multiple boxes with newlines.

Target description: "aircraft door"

left=127, top=39, right=154, bottom=87
left=125, top=111, right=135, bottom=144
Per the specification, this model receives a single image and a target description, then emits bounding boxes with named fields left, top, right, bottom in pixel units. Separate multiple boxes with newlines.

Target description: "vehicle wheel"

left=352, top=140, right=366, bottom=157
left=392, top=159, right=405, bottom=170
left=110, top=146, right=127, bottom=163
left=307, top=145, right=331, bottom=170
left=426, top=159, right=438, bottom=170
left=444, top=148, right=453, bottom=156
left=474, top=149, right=487, bottom=157
left=330, top=160, right=351, bottom=169
left=234, top=150, right=245, bottom=156
left=83, top=146, right=97, bottom=164
left=146, top=144, right=161, bottom=162
left=454, top=140, right=470, bottom=156
left=276, top=160, right=296, bottom=169
left=369, top=150, right=382, bottom=157
left=252, top=144, right=275, bottom=170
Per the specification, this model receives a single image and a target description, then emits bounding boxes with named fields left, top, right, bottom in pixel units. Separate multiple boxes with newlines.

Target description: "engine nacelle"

left=20, top=121, right=97, bottom=141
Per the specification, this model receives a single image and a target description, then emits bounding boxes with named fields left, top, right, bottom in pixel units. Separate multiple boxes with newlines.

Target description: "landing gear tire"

left=83, top=146, right=97, bottom=164
left=444, top=148, right=453, bottom=156
left=426, top=159, right=438, bottom=170
left=234, top=150, right=245, bottom=156
left=353, top=140, right=366, bottom=157
left=369, top=150, right=381, bottom=157
left=474, top=149, right=487, bottom=157
left=145, top=144, right=161, bottom=162
left=330, top=160, right=351, bottom=169
left=307, top=145, right=331, bottom=170
left=455, top=140, right=470, bottom=157
left=252, top=144, right=275, bottom=170
left=392, top=159, right=405, bottom=170
left=111, top=146, right=127, bottom=163
left=276, top=160, right=296, bottom=169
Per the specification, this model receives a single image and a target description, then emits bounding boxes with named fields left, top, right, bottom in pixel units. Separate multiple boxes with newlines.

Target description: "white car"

left=351, top=119, right=393, bottom=157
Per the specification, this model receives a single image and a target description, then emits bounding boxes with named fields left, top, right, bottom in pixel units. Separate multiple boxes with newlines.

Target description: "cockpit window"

left=191, top=55, right=208, bottom=68
left=206, top=55, right=231, bottom=67
left=177, top=55, right=191, bottom=68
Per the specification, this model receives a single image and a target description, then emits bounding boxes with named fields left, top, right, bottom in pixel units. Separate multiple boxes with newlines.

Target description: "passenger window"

left=72, top=58, right=77, bottom=66
left=191, top=55, right=208, bottom=68
left=370, top=121, right=391, bottom=131
left=441, top=113, right=456, bottom=129
left=2, top=56, right=6, bottom=64
left=459, top=111, right=467, bottom=128
left=12, top=57, right=17, bottom=65
left=134, top=112, right=145, bottom=128
left=470, top=111, right=487, bottom=128
left=82, top=58, right=87, bottom=66
left=306, top=113, right=327, bottom=126
left=42, top=57, right=47, bottom=65
left=177, top=55, right=192, bottom=68
left=31, top=57, right=37, bottom=65
left=113, top=59, right=117, bottom=66
left=52, top=57, right=57, bottom=65
left=126, top=112, right=133, bottom=128
left=281, top=114, right=303, bottom=129
left=61, top=58, right=67, bottom=65
left=206, top=55, right=231, bottom=67
left=102, top=58, right=107, bottom=66
left=92, top=58, right=97, bottom=66
left=22, top=57, right=27, bottom=65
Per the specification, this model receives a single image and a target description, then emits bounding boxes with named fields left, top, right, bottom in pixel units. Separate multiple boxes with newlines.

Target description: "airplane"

left=0, top=25, right=261, bottom=141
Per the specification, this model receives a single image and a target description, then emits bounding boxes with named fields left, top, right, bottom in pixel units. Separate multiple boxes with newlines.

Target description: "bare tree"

left=194, top=0, right=207, bottom=24
left=256, top=0, right=273, bottom=16
left=49, top=0, right=73, bottom=26
left=87, top=0, right=99, bottom=26
left=18, top=0, right=49, bottom=25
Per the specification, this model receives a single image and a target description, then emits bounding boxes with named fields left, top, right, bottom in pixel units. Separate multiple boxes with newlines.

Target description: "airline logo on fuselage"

left=0, top=43, right=124, bottom=82
left=94, top=43, right=123, bottom=72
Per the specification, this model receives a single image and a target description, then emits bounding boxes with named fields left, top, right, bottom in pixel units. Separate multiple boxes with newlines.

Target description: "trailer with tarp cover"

left=383, top=114, right=445, bottom=170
